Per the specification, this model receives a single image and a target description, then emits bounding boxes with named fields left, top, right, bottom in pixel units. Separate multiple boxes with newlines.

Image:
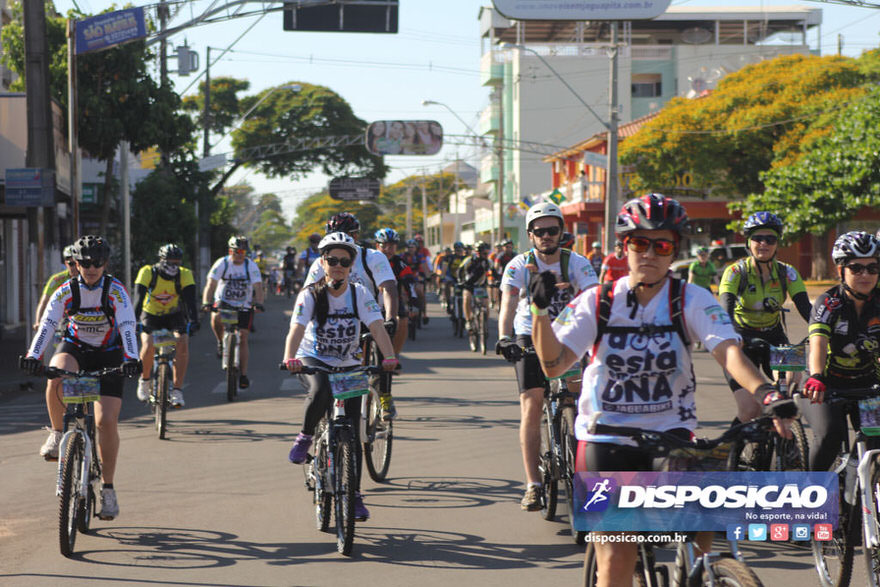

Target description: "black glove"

left=384, top=319, right=397, bottom=336
left=495, top=336, right=523, bottom=363
left=121, top=359, right=141, bottom=378
left=760, top=385, right=799, bottom=419
left=20, top=356, right=43, bottom=376
left=529, top=270, right=558, bottom=310
left=187, top=321, right=200, bottom=336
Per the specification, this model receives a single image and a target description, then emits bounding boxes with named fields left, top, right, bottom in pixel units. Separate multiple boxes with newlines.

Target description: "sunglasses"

left=77, top=259, right=106, bottom=269
left=65, top=260, right=76, bottom=266
left=530, top=226, right=561, bottom=238
left=750, top=234, right=778, bottom=246
left=324, top=255, right=353, bottom=268
left=845, top=262, right=880, bottom=275
left=625, top=236, right=676, bottom=257
left=230, top=248, right=248, bottom=255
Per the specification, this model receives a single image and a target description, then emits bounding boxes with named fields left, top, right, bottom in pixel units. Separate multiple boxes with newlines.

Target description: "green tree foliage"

left=181, top=76, right=251, bottom=137
left=619, top=53, right=878, bottom=199
left=252, top=208, right=293, bottom=252
left=291, top=192, right=380, bottom=244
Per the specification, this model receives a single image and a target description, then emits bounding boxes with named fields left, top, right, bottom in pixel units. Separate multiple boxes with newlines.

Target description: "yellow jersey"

left=135, top=265, right=195, bottom=316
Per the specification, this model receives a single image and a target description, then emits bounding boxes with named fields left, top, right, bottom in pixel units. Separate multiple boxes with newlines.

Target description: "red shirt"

left=601, top=254, right=629, bottom=282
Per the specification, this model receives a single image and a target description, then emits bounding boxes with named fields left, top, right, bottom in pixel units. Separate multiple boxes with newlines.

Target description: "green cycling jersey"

left=719, top=256, right=806, bottom=330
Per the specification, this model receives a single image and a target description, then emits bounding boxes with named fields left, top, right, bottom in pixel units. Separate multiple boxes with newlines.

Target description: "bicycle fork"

left=858, top=447, right=880, bottom=549
left=55, top=429, right=93, bottom=502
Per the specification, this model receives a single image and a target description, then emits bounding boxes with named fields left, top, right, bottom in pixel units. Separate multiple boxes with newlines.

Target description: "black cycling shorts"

left=56, top=341, right=124, bottom=398
left=142, top=311, right=186, bottom=334
left=513, top=334, right=546, bottom=394
left=575, top=428, right=693, bottom=473
left=725, top=324, right=788, bottom=392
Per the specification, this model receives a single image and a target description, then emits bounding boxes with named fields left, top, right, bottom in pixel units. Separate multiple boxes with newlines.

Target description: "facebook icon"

left=726, top=525, right=745, bottom=541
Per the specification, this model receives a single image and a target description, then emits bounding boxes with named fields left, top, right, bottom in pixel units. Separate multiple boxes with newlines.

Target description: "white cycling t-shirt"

left=552, top=278, right=739, bottom=445
left=501, top=250, right=598, bottom=336
left=208, top=256, right=262, bottom=308
left=305, top=246, right=396, bottom=298
left=293, top=283, right=384, bottom=367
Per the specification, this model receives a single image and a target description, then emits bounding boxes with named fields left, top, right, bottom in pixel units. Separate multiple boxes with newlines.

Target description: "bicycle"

left=810, top=385, right=880, bottom=587
left=213, top=305, right=243, bottom=402
left=582, top=415, right=777, bottom=587
left=466, top=286, right=490, bottom=354
left=31, top=363, right=123, bottom=557
left=148, top=328, right=176, bottom=440
left=282, top=363, right=380, bottom=555
left=450, top=284, right=465, bottom=338
left=408, top=296, right=421, bottom=342
left=728, top=338, right=810, bottom=474
left=360, top=331, right=394, bottom=481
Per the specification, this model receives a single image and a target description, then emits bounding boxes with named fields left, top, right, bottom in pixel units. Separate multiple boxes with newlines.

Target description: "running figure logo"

left=582, top=477, right=617, bottom=512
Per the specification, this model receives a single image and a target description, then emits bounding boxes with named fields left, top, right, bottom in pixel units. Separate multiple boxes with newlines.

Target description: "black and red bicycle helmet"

left=615, top=193, right=690, bottom=237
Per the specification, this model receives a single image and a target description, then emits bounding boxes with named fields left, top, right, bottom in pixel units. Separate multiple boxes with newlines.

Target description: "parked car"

left=671, top=244, right=748, bottom=281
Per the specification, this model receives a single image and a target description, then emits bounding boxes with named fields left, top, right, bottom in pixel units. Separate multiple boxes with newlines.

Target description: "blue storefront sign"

left=75, top=7, right=147, bottom=55
left=5, top=168, right=55, bottom=207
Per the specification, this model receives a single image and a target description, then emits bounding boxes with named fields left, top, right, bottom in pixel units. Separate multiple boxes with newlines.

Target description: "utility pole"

left=23, top=0, right=55, bottom=334
left=405, top=183, right=413, bottom=238
left=197, top=46, right=212, bottom=287
left=120, top=141, right=131, bottom=291
left=420, top=169, right=428, bottom=238
left=494, top=84, right=505, bottom=243
left=603, top=22, right=620, bottom=253
left=203, top=47, right=211, bottom=157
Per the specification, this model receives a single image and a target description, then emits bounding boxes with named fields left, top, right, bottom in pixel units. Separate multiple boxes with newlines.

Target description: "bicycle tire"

left=812, top=489, right=858, bottom=587
left=363, top=389, right=393, bottom=482
left=314, top=421, right=332, bottom=532
left=705, top=557, right=763, bottom=587
left=727, top=430, right=773, bottom=473
left=156, top=362, right=169, bottom=439
left=774, top=419, right=809, bottom=472
left=560, top=406, right=586, bottom=545
left=226, top=335, right=237, bottom=402
left=479, top=308, right=488, bottom=355
left=59, top=433, right=83, bottom=557
left=864, top=456, right=880, bottom=586
left=583, top=543, right=599, bottom=587
left=335, top=428, right=357, bottom=556
left=539, top=400, right=558, bottom=521
left=409, top=306, right=417, bottom=341
left=76, top=480, right=95, bottom=534
left=468, top=320, right=478, bottom=352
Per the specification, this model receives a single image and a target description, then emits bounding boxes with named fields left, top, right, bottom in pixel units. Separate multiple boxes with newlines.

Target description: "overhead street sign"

left=75, top=7, right=147, bottom=54
left=365, top=120, right=443, bottom=156
left=329, top=177, right=381, bottom=201
left=4, top=168, right=55, bottom=207
left=492, top=0, right=672, bottom=21
left=199, top=154, right=227, bottom=171
left=583, top=151, right=608, bottom=169
left=284, top=0, right=398, bottom=33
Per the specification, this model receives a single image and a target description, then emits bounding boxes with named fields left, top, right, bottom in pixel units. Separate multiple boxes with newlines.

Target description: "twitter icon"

left=748, top=524, right=767, bottom=541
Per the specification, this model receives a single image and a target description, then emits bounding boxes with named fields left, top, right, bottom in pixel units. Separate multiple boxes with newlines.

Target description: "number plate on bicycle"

left=329, top=372, right=369, bottom=400
left=768, top=344, right=806, bottom=372
left=219, top=309, right=238, bottom=325
left=61, top=376, right=100, bottom=404
left=859, top=397, right=880, bottom=436
left=549, top=367, right=581, bottom=380
left=473, top=287, right=487, bottom=299
left=152, top=330, right=176, bottom=348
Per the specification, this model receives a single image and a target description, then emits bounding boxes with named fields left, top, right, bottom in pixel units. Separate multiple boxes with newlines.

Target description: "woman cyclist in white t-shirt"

left=530, top=194, right=794, bottom=587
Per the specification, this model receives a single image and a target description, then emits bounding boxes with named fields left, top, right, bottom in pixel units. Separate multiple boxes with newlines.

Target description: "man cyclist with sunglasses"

left=495, top=201, right=597, bottom=511
left=529, top=194, right=793, bottom=586
left=202, top=236, right=265, bottom=389
left=803, top=231, right=880, bottom=471
left=22, top=235, right=140, bottom=520
left=718, top=212, right=812, bottom=423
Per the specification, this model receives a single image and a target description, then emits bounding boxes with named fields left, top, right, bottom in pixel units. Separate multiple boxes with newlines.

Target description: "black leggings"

left=298, top=358, right=364, bottom=490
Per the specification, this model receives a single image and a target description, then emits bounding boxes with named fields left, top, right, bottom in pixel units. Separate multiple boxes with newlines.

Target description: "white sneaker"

left=170, top=388, right=185, bottom=408
left=98, top=487, right=119, bottom=520
left=136, top=378, right=151, bottom=402
left=39, top=428, right=63, bottom=460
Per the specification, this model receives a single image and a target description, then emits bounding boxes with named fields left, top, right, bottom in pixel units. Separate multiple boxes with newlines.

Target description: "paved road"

left=0, top=292, right=864, bottom=586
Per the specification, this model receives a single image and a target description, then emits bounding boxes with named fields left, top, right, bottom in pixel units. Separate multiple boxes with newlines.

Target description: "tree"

left=619, top=53, right=878, bottom=199
left=181, top=76, right=251, bottom=138
left=734, top=87, right=880, bottom=278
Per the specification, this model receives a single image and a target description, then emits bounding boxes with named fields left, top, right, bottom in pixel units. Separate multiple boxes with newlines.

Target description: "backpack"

left=359, top=246, right=379, bottom=294
left=734, top=257, right=789, bottom=304
left=593, top=278, right=691, bottom=353
left=148, top=264, right=182, bottom=295
left=527, top=248, right=571, bottom=284
left=307, top=282, right=360, bottom=322
left=220, top=257, right=256, bottom=282
left=68, top=274, right=116, bottom=327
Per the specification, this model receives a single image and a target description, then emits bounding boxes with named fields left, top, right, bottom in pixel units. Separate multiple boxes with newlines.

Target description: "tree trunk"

left=99, top=157, right=114, bottom=236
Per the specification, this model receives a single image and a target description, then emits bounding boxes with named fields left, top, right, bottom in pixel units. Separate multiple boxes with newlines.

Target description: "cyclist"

left=133, top=244, right=199, bottom=408
left=284, top=232, right=399, bottom=521
left=688, top=246, right=717, bottom=292
left=202, top=236, right=265, bottom=389
left=22, top=235, right=140, bottom=520
left=457, top=241, right=492, bottom=333
left=298, top=233, right=322, bottom=281
left=803, top=231, right=880, bottom=471
left=529, top=194, right=792, bottom=585
left=599, top=240, right=628, bottom=283
left=587, top=241, right=603, bottom=276
left=443, top=242, right=467, bottom=314
left=34, top=245, right=78, bottom=330
left=491, top=239, right=517, bottom=310
left=718, top=212, right=812, bottom=423
left=402, top=238, right=430, bottom=325
left=560, top=231, right=576, bottom=250
left=254, top=248, right=269, bottom=288
left=434, top=246, right=453, bottom=307
left=495, top=201, right=598, bottom=511
left=281, top=246, right=299, bottom=295
left=375, top=227, right=415, bottom=418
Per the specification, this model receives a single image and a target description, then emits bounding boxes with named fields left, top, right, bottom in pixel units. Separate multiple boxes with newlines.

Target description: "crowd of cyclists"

left=19, top=191, right=880, bottom=583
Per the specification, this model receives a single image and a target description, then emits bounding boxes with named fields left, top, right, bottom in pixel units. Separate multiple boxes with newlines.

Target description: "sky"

left=56, top=0, right=880, bottom=220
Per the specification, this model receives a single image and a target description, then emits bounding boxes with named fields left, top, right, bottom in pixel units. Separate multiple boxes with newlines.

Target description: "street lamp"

left=211, top=83, right=302, bottom=151
left=422, top=99, right=481, bottom=141
left=501, top=41, right=620, bottom=252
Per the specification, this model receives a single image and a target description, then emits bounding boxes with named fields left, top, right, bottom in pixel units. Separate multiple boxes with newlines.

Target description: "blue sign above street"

left=75, top=7, right=147, bottom=55
left=5, top=168, right=55, bottom=207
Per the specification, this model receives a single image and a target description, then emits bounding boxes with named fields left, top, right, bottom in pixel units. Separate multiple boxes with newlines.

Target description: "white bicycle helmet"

left=525, top=201, right=564, bottom=231
left=318, top=232, right=359, bottom=258
left=832, top=231, right=880, bottom=265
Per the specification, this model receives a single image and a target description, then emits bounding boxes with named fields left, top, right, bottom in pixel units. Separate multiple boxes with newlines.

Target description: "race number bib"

left=62, top=376, right=100, bottom=404
left=329, top=372, right=370, bottom=400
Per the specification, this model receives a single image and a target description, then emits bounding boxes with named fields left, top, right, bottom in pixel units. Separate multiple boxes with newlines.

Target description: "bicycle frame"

left=858, top=445, right=880, bottom=550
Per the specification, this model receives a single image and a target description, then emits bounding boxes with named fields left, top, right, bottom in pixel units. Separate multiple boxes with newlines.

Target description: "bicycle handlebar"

left=43, top=365, right=124, bottom=379
left=277, top=363, right=381, bottom=375
left=822, top=385, right=880, bottom=405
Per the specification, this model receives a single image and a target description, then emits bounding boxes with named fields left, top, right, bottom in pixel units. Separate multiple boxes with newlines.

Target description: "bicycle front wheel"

left=813, top=491, right=858, bottom=587
left=705, top=557, right=763, bottom=587
left=560, top=405, right=585, bottom=544
left=774, top=419, right=809, bottom=471
left=865, top=457, right=880, bottom=586
left=539, top=401, right=558, bottom=521
left=314, top=421, right=332, bottom=531
left=335, top=429, right=357, bottom=556
left=479, top=307, right=488, bottom=355
left=59, top=433, right=84, bottom=557
left=156, top=362, right=170, bottom=439
left=363, top=389, right=393, bottom=482
left=225, top=335, right=237, bottom=402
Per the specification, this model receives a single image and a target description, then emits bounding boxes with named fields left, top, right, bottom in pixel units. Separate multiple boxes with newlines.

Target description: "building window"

left=632, top=73, right=662, bottom=98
